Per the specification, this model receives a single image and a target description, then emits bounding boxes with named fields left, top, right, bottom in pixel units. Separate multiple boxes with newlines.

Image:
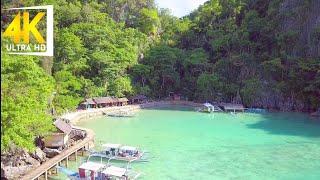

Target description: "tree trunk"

left=41, top=57, right=53, bottom=75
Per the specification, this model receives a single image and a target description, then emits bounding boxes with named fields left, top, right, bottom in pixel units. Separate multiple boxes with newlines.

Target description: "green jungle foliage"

left=1, top=52, right=55, bottom=151
left=1, top=0, right=319, bottom=151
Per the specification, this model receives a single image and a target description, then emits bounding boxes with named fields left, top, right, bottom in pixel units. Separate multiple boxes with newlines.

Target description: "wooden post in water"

left=54, top=165, right=58, bottom=175
left=66, top=156, right=69, bottom=167
left=45, top=171, right=48, bottom=180
left=48, top=168, right=52, bottom=176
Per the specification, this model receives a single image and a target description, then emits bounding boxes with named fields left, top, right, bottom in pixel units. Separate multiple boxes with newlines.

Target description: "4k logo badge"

left=2, top=5, right=53, bottom=56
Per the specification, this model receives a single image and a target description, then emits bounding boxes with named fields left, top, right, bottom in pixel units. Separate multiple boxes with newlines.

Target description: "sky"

left=155, top=0, right=208, bottom=17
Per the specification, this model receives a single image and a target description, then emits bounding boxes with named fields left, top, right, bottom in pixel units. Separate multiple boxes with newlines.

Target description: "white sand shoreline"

left=61, top=100, right=202, bottom=125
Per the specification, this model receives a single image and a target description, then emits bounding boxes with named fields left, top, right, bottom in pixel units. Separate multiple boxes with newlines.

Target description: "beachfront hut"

left=93, top=97, right=115, bottom=107
left=117, top=97, right=129, bottom=106
left=112, top=97, right=120, bottom=106
left=78, top=162, right=105, bottom=180
left=78, top=98, right=97, bottom=109
left=129, top=95, right=147, bottom=104
left=44, top=119, right=72, bottom=148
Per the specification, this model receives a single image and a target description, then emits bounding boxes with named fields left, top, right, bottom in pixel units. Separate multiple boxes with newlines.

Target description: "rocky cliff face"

left=250, top=88, right=306, bottom=111
left=279, top=0, right=320, bottom=58
left=251, top=0, right=320, bottom=112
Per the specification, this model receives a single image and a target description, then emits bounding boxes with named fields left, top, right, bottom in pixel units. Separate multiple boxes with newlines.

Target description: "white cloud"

left=155, top=0, right=208, bottom=17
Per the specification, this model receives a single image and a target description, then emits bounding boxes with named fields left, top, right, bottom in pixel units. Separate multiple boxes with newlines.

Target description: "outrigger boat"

left=58, top=160, right=142, bottom=180
left=88, top=143, right=148, bottom=162
left=196, top=102, right=223, bottom=113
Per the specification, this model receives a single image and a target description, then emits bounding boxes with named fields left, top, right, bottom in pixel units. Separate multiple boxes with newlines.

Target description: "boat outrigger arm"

left=104, top=158, right=142, bottom=180
left=88, top=142, right=150, bottom=162
left=197, top=102, right=223, bottom=112
left=88, top=150, right=149, bottom=162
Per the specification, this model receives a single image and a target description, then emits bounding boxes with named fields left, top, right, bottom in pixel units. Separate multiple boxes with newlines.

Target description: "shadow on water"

left=142, top=105, right=320, bottom=138
left=246, top=112, right=320, bottom=138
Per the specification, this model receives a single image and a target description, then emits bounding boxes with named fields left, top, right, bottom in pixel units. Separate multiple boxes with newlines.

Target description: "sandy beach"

left=61, top=100, right=202, bottom=125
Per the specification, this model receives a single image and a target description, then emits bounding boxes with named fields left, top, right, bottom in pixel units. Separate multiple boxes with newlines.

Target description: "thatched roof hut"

left=80, top=98, right=96, bottom=105
left=44, top=119, right=72, bottom=148
left=78, top=98, right=97, bottom=109
left=54, top=119, right=72, bottom=134
left=79, top=96, right=130, bottom=108
left=118, top=97, right=129, bottom=102
left=93, top=97, right=114, bottom=104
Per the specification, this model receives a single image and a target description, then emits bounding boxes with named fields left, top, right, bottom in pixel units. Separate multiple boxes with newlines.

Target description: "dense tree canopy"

left=1, top=0, right=319, bottom=151
left=1, top=53, right=55, bottom=151
left=134, top=0, right=320, bottom=110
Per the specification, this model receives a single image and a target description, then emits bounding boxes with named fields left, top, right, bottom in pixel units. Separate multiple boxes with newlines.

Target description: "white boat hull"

left=89, top=152, right=147, bottom=162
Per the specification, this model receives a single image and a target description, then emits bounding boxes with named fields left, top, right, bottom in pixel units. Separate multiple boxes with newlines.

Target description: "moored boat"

left=196, top=102, right=223, bottom=113
left=58, top=161, right=141, bottom=180
left=89, top=143, right=147, bottom=162
left=101, top=165, right=141, bottom=180
left=106, top=110, right=136, bottom=117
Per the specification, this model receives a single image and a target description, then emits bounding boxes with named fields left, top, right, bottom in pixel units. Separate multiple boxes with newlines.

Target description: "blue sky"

left=155, top=0, right=208, bottom=17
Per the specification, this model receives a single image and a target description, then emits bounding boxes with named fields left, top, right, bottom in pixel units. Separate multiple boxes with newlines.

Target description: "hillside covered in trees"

left=1, top=0, right=320, bottom=151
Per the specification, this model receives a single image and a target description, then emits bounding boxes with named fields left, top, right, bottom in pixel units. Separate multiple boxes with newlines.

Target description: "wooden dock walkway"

left=22, top=127, right=95, bottom=180
left=20, top=101, right=199, bottom=180
left=219, top=103, right=245, bottom=112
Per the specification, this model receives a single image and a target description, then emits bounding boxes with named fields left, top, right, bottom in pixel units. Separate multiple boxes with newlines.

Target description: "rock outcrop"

left=1, top=127, right=88, bottom=179
left=1, top=148, right=40, bottom=179
left=279, top=0, right=320, bottom=58
left=31, top=147, right=47, bottom=163
left=70, top=128, right=87, bottom=141
left=43, top=148, right=61, bottom=158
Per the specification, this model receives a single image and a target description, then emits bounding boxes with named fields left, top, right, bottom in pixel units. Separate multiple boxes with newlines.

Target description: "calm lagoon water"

left=53, top=106, right=320, bottom=179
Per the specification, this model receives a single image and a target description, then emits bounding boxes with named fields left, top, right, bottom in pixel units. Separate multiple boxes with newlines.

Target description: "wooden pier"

left=22, top=127, right=95, bottom=180
left=219, top=103, right=245, bottom=112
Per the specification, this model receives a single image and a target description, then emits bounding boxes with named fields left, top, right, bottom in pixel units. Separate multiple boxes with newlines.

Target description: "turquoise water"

left=53, top=106, right=320, bottom=179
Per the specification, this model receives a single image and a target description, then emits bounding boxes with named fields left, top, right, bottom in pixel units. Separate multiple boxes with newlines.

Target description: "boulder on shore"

left=43, top=148, right=61, bottom=158
left=31, top=147, right=47, bottom=163
left=69, top=129, right=87, bottom=141
left=1, top=148, right=40, bottom=179
left=1, top=163, right=37, bottom=179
